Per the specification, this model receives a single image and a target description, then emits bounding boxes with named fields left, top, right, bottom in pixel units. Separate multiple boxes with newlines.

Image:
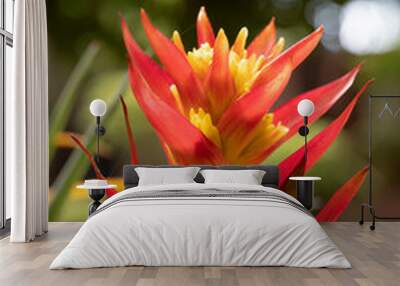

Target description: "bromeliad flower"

left=116, top=7, right=374, bottom=221
left=64, top=6, right=374, bottom=222
left=121, top=7, right=368, bottom=168
left=56, top=6, right=377, bottom=223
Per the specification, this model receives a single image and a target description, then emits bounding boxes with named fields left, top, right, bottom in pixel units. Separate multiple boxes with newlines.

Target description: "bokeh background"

left=46, top=0, right=400, bottom=221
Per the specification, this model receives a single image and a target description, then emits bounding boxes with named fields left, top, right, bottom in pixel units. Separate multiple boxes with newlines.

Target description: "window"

left=1, top=0, right=14, bottom=231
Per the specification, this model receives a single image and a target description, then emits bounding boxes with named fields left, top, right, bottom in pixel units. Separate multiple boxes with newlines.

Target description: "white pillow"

left=135, top=167, right=200, bottom=186
left=200, top=169, right=266, bottom=185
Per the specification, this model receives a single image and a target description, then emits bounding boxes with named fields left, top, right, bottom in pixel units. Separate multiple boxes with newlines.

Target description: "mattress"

left=50, top=183, right=350, bottom=269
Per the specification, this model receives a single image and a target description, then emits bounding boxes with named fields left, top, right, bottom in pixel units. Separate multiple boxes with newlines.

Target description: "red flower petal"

left=275, top=65, right=361, bottom=130
left=69, top=134, right=105, bottom=180
left=70, top=135, right=118, bottom=198
left=105, top=188, right=118, bottom=197
left=205, top=29, right=236, bottom=121
left=128, top=62, right=223, bottom=165
left=140, top=9, right=207, bottom=110
left=232, top=27, right=248, bottom=57
left=247, top=17, right=276, bottom=57
left=196, top=7, right=215, bottom=47
left=316, top=165, right=369, bottom=222
left=278, top=80, right=373, bottom=187
left=218, top=63, right=292, bottom=157
left=258, top=65, right=362, bottom=159
left=120, top=96, right=138, bottom=164
left=254, top=26, right=324, bottom=87
left=121, top=17, right=176, bottom=109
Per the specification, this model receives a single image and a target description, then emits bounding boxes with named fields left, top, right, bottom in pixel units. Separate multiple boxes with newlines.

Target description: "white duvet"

left=50, top=183, right=350, bottom=269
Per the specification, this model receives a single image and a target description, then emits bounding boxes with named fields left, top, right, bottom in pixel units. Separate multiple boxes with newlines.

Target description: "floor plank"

left=0, top=222, right=399, bottom=286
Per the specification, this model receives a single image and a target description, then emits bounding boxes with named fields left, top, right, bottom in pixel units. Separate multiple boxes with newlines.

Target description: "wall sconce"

left=297, top=99, right=315, bottom=162
left=89, top=99, right=107, bottom=165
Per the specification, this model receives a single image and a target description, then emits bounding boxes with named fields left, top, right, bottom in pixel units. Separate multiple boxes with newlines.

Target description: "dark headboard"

left=123, top=165, right=279, bottom=189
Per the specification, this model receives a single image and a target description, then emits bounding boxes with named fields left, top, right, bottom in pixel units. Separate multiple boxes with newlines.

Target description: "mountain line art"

left=378, top=103, right=400, bottom=119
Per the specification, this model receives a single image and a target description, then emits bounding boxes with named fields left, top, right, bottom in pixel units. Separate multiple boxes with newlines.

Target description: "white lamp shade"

left=297, top=99, right=315, bottom=117
left=90, top=99, right=107, bottom=117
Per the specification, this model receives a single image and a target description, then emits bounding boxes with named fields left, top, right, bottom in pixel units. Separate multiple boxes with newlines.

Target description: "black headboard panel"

left=123, top=165, right=279, bottom=189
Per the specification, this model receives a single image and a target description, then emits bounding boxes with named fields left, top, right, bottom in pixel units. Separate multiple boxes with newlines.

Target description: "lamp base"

left=296, top=180, right=314, bottom=210
left=88, top=189, right=105, bottom=215
left=95, top=126, right=106, bottom=136
left=298, top=126, right=309, bottom=136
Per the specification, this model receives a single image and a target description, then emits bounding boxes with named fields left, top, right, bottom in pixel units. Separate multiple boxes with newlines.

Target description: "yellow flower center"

left=242, top=113, right=289, bottom=158
left=223, top=113, right=288, bottom=163
left=169, top=28, right=289, bottom=164
left=229, top=51, right=265, bottom=97
left=189, top=108, right=222, bottom=148
left=187, top=43, right=213, bottom=81
left=186, top=39, right=266, bottom=98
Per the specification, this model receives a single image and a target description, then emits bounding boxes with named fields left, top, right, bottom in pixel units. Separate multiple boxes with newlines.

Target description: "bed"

left=50, top=165, right=350, bottom=269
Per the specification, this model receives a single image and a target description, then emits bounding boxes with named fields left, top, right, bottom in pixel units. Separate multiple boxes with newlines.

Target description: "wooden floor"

left=0, top=222, right=399, bottom=286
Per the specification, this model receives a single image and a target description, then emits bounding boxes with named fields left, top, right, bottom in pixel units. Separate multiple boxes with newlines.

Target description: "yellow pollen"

left=187, top=43, right=213, bottom=80
left=170, top=84, right=185, bottom=115
left=240, top=113, right=289, bottom=162
left=229, top=51, right=266, bottom=97
left=186, top=28, right=276, bottom=98
left=189, top=108, right=222, bottom=148
left=222, top=113, right=288, bottom=164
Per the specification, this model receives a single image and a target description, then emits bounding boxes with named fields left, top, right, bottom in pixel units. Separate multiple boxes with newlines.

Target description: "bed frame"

left=123, top=165, right=279, bottom=189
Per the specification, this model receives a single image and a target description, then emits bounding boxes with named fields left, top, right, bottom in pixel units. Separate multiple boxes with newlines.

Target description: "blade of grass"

left=69, top=134, right=106, bottom=179
left=49, top=42, right=100, bottom=163
left=68, top=134, right=118, bottom=199
left=49, top=76, right=128, bottom=221
left=120, top=95, right=139, bottom=164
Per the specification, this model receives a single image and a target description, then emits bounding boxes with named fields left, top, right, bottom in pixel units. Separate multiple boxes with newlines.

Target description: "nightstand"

left=77, top=181, right=116, bottom=215
left=289, top=176, right=321, bottom=210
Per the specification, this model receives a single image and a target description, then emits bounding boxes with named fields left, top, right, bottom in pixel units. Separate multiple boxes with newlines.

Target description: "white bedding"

left=50, top=183, right=350, bottom=269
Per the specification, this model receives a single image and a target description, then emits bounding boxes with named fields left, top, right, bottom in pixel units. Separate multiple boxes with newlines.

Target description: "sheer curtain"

left=7, top=0, right=48, bottom=242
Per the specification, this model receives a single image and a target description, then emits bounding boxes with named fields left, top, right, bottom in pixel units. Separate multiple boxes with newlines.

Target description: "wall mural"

left=48, top=1, right=390, bottom=222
